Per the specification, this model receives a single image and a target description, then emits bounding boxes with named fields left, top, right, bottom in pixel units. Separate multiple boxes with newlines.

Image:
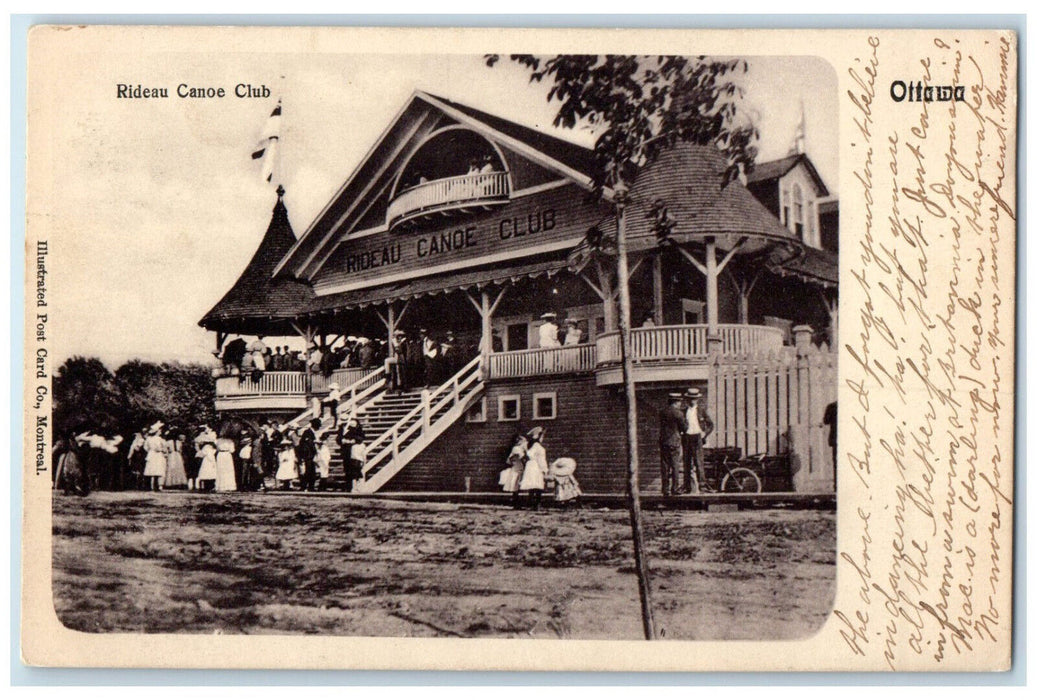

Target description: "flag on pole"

left=251, top=100, right=281, bottom=183
left=788, top=99, right=806, bottom=155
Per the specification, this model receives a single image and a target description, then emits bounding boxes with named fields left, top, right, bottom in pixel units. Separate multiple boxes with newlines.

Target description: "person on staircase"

left=337, top=415, right=366, bottom=493
left=420, top=328, right=439, bottom=388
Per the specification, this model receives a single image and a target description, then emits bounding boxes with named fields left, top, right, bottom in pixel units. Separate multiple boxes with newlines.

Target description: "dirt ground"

left=52, top=492, right=835, bottom=640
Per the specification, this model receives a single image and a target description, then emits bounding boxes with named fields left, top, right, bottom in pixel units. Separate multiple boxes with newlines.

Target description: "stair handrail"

left=361, top=356, right=482, bottom=477
left=284, top=365, right=385, bottom=429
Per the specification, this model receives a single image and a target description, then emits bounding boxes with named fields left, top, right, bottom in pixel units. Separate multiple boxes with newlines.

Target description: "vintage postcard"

left=21, top=25, right=1016, bottom=671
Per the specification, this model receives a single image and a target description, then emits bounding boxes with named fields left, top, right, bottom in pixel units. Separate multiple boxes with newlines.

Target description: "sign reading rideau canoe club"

left=342, top=208, right=558, bottom=273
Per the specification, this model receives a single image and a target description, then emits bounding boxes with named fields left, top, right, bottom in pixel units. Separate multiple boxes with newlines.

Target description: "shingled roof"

left=746, top=153, right=830, bottom=197
left=198, top=189, right=315, bottom=335
left=770, top=246, right=838, bottom=288
left=624, top=143, right=802, bottom=256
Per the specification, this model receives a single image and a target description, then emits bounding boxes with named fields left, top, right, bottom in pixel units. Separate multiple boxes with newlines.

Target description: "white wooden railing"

left=215, top=371, right=308, bottom=397
left=595, top=324, right=785, bottom=365
left=488, top=344, right=596, bottom=379
left=357, top=356, right=484, bottom=493
left=284, top=366, right=387, bottom=430
left=387, top=171, right=510, bottom=227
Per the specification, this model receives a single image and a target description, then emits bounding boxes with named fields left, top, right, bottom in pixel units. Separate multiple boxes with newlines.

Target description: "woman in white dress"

left=214, top=437, right=237, bottom=492
left=521, top=426, right=550, bottom=510
left=314, top=423, right=333, bottom=487
left=163, top=430, right=188, bottom=489
left=275, top=433, right=298, bottom=489
left=194, top=425, right=218, bottom=491
left=502, top=434, right=528, bottom=509
left=142, top=422, right=168, bottom=491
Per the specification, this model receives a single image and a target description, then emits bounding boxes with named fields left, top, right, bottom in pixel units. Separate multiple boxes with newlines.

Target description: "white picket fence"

left=706, top=337, right=836, bottom=493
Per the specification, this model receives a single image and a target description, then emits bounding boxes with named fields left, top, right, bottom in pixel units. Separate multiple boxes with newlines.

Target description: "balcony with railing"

left=386, top=171, right=510, bottom=230
left=485, top=324, right=786, bottom=384
left=214, top=367, right=381, bottom=412
left=214, top=325, right=787, bottom=409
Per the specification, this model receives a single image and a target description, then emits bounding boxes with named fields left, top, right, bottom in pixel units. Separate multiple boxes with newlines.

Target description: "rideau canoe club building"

left=199, top=91, right=839, bottom=495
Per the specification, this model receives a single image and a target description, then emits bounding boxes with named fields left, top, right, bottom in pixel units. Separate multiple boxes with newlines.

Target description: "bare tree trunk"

left=614, top=188, right=657, bottom=640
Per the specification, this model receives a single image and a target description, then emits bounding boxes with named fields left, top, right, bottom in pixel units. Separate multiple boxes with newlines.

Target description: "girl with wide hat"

left=521, top=426, right=550, bottom=510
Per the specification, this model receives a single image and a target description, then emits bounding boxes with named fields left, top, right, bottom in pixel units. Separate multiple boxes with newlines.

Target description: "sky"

left=42, top=51, right=837, bottom=368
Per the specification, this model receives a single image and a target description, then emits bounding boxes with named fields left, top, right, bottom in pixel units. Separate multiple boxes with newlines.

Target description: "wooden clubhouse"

left=200, top=91, right=839, bottom=494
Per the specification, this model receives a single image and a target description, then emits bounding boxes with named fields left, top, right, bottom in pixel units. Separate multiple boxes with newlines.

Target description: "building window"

left=466, top=397, right=487, bottom=423
left=506, top=323, right=528, bottom=351
left=533, top=392, right=557, bottom=420
left=682, top=298, right=704, bottom=324
left=497, top=394, right=521, bottom=422
left=793, top=184, right=804, bottom=237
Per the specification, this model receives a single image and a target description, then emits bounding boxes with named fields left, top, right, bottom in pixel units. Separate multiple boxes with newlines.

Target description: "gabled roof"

left=274, top=91, right=597, bottom=281
left=426, top=94, right=598, bottom=178
left=746, top=153, right=830, bottom=197
left=198, top=192, right=314, bottom=335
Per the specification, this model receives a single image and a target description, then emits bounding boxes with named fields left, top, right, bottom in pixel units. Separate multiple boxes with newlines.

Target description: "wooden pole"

left=614, top=185, right=656, bottom=640
left=652, top=252, right=664, bottom=325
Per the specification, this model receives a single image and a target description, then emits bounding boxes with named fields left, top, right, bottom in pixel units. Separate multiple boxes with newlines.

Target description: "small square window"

left=533, top=392, right=557, bottom=420
left=498, top=394, right=521, bottom=422
left=465, top=397, right=487, bottom=423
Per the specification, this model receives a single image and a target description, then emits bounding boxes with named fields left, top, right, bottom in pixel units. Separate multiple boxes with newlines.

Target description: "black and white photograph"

left=22, top=25, right=1015, bottom=671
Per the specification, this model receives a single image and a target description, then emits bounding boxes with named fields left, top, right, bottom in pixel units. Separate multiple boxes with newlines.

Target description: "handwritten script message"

left=836, top=32, right=1015, bottom=671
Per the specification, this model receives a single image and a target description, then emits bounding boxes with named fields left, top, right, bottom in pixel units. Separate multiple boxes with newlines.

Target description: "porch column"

left=290, top=321, right=316, bottom=396
left=652, top=252, right=664, bottom=325
left=465, top=287, right=507, bottom=377
left=705, top=237, right=721, bottom=353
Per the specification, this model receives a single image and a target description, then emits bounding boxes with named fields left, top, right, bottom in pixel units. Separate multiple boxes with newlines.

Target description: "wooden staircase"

left=353, top=356, right=485, bottom=493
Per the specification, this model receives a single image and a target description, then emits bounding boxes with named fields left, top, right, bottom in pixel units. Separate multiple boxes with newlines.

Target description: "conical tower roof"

left=199, top=187, right=314, bottom=336
left=625, top=143, right=802, bottom=257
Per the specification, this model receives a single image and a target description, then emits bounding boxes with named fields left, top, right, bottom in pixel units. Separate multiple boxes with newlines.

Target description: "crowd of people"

left=217, top=329, right=479, bottom=393
left=217, top=334, right=391, bottom=382
left=387, top=328, right=473, bottom=392
left=52, top=413, right=370, bottom=497
left=498, top=426, right=582, bottom=509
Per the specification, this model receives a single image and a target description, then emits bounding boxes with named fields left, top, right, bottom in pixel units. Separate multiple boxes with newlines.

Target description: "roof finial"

left=276, top=184, right=285, bottom=200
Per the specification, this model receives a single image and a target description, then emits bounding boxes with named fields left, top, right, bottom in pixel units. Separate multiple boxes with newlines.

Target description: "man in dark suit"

left=297, top=419, right=320, bottom=492
left=683, top=388, right=715, bottom=493
left=658, top=391, right=687, bottom=497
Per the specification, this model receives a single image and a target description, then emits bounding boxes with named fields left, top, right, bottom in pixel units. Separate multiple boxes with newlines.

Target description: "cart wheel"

left=721, top=467, right=762, bottom=493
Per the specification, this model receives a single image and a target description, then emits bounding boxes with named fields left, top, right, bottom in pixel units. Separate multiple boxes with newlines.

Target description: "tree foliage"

left=485, top=54, right=758, bottom=194
left=53, top=356, right=215, bottom=438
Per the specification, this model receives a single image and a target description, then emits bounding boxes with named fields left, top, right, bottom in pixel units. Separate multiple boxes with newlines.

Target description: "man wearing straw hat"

left=683, top=388, right=715, bottom=493
left=658, top=392, right=687, bottom=497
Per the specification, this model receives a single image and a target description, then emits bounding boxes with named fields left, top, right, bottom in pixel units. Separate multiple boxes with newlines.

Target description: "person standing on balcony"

left=389, top=330, right=407, bottom=391
left=682, top=388, right=715, bottom=494
left=538, top=313, right=561, bottom=348
left=404, top=330, right=423, bottom=390
left=359, top=337, right=376, bottom=369
left=419, top=328, right=438, bottom=388
left=658, top=392, right=687, bottom=497
left=563, top=319, right=583, bottom=346
left=437, top=330, right=457, bottom=382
